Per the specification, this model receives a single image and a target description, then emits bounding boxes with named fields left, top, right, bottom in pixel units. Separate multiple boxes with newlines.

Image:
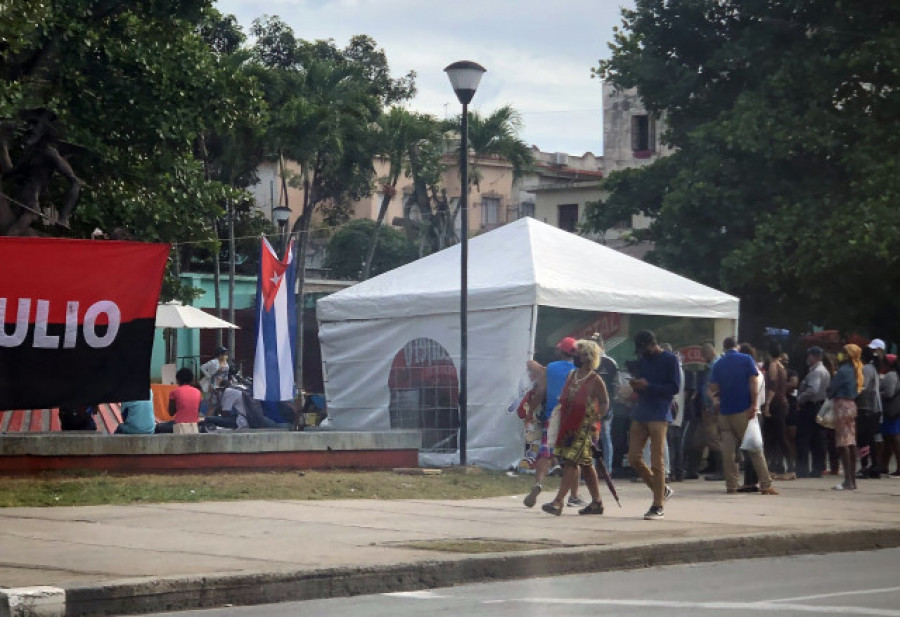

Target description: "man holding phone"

left=627, top=329, right=680, bottom=520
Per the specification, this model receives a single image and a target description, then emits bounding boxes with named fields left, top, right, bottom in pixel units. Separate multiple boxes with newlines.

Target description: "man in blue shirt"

left=627, top=330, right=680, bottom=520
left=708, top=337, right=777, bottom=495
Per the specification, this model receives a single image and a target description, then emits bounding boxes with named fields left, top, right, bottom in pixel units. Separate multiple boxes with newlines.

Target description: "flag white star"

left=270, top=272, right=283, bottom=286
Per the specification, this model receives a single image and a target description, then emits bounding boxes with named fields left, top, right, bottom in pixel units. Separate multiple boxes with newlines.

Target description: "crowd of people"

left=519, top=330, right=900, bottom=520
left=57, top=347, right=291, bottom=434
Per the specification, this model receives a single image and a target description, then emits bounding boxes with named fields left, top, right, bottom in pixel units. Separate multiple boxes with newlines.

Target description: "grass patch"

left=0, top=470, right=553, bottom=508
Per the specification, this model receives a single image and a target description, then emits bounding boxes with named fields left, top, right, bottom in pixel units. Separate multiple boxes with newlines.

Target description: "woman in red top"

left=542, top=339, right=609, bottom=516
left=168, top=367, right=202, bottom=434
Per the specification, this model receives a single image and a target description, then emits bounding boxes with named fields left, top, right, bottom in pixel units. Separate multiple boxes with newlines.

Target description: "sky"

left=215, top=0, right=634, bottom=156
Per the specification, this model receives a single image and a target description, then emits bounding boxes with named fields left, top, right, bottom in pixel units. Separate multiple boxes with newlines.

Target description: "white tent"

left=317, top=218, right=739, bottom=469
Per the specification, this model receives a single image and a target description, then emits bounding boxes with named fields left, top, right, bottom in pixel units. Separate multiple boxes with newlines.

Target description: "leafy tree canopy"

left=1, top=1, right=265, bottom=300
left=323, top=218, right=416, bottom=280
left=587, top=0, right=900, bottom=338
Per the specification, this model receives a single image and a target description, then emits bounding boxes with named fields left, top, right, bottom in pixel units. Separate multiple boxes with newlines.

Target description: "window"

left=481, top=197, right=500, bottom=228
left=631, top=114, right=656, bottom=154
left=558, top=204, right=579, bottom=232
left=388, top=338, right=459, bottom=453
left=613, top=217, right=633, bottom=231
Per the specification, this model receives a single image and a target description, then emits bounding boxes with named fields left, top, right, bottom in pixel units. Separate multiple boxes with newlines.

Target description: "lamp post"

left=272, top=206, right=292, bottom=255
left=444, top=60, right=486, bottom=467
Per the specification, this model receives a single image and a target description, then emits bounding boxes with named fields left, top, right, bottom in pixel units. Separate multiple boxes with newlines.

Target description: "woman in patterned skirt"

left=827, top=343, right=865, bottom=491
left=542, top=339, right=609, bottom=515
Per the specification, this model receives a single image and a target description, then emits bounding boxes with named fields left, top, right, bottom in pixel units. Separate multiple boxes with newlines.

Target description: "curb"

left=11, top=527, right=900, bottom=617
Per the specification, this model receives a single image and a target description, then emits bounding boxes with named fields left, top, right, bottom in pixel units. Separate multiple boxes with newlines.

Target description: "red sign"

left=0, top=237, right=169, bottom=409
left=680, top=345, right=705, bottom=366
left=571, top=312, right=623, bottom=342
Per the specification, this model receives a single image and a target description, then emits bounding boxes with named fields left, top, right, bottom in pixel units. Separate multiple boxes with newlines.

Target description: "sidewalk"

left=1, top=475, right=899, bottom=616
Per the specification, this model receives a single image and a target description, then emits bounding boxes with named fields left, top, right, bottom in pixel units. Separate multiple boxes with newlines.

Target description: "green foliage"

left=0, top=1, right=265, bottom=301
left=587, top=0, right=900, bottom=337
left=461, top=105, right=535, bottom=187
left=324, top=218, right=416, bottom=280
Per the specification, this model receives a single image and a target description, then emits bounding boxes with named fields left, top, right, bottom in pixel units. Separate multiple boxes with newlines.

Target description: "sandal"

left=541, top=501, right=563, bottom=516
left=578, top=501, right=604, bottom=515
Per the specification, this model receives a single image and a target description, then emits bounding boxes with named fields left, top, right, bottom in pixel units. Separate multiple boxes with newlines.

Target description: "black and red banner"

left=0, top=237, right=169, bottom=410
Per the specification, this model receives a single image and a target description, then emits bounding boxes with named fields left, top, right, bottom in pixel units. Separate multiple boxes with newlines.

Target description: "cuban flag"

left=253, top=237, right=297, bottom=402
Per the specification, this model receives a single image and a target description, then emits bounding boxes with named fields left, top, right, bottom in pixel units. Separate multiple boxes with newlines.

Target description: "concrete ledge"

left=0, top=586, right=65, bottom=617
left=0, top=431, right=421, bottom=473
left=61, top=526, right=900, bottom=617
left=0, top=431, right=422, bottom=456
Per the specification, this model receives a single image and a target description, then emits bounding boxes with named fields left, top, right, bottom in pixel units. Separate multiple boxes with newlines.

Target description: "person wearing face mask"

left=827, top=344, right=865, bottom=490
left=627, top=330, right=680, bottom=520
left=541, top=339, right=609, bottom=516
left=523, top=338, right=585, bottom=508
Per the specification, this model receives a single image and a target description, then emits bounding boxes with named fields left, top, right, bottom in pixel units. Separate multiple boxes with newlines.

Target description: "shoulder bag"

left=816, top=398, right=835, bottom=429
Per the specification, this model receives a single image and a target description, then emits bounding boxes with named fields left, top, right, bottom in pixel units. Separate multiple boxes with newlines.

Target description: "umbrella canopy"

left=155, top=301, right=239, bottom=329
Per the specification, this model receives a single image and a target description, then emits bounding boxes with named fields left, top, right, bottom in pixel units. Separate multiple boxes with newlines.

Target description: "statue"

left=0, top=108, right=82, bottom=236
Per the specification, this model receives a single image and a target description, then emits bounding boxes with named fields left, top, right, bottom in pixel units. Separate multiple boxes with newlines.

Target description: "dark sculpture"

left=0, top=108, right=82, bottom=236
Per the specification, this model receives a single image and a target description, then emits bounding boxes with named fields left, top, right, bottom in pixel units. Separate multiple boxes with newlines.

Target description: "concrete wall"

left=0, top=430, right=422, bottom=473
left=602, top=82, right=675, bottom=175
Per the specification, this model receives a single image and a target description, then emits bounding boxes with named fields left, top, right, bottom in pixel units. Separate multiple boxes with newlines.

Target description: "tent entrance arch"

left=388, top=337, right=459, bottom=453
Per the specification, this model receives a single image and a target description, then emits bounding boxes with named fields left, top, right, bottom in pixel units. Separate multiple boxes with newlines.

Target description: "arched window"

left=388, top=338, right=459, bottom=452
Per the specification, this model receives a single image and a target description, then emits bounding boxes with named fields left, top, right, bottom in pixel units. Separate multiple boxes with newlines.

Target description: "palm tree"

left=263, top=57, right=381, bottom=389
left=463, top=105, right=535, bottom=191
left=362, top=108, right=442, bottom=279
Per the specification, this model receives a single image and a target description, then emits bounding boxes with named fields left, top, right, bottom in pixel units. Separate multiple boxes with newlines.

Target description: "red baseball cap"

left=556, top=337, right=577, bottom=355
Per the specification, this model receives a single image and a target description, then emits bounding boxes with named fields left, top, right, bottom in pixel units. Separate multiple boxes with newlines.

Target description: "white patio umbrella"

left=155, top=301, right=239, bottom=329
left=156, top=301, right=239, bottom=367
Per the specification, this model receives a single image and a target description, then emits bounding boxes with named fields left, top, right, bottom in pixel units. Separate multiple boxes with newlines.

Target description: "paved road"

left=140, top=547, right=900, bottom=616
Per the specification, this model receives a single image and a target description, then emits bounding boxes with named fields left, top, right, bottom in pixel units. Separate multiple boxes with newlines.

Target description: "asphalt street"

left=138, top=547, right=900, bottom=617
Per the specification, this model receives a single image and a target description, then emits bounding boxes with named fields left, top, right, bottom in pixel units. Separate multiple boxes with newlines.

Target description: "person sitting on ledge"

left=115, top=390, right=156, bottom=435
left=168, top=368, right=201, bottom=434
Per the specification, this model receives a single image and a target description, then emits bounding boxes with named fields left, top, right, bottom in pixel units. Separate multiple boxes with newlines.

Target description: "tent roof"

left=317, top=218, right=739, bottom=321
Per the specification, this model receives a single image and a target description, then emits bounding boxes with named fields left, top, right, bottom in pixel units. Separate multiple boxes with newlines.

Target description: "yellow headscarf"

left=843, top=344, right=864, bottom=393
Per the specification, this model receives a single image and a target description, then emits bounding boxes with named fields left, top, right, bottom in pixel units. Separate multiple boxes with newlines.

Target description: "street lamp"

left=445, top=60, right=486, bottom=467
left=272, top=206, right=292, bottom=254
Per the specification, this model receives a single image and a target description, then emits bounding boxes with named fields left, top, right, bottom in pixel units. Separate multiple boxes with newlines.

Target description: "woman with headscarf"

left=541, top=339, right=609, bottom=516
left=826, top=344, right=865, bottom=490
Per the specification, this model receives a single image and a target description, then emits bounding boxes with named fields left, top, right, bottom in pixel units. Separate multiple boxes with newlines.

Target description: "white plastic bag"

left=741, top=415, right=764, bottom=452
left=546, top=404, right=561, bottom=448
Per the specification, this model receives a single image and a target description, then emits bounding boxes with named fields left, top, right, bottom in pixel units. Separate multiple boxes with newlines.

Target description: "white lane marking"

left=765, top=586, right=900, bottom=604
left=383, top=590, right=448, bottom=599
left=514, top=597, right=900, bottom=616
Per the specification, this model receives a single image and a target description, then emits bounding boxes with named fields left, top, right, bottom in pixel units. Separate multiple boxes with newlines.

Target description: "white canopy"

left=317, top=217, right=739, bottom=322
left=317, top=218, right=738, bottom=470
left=155, top=301, right=239, bottom=329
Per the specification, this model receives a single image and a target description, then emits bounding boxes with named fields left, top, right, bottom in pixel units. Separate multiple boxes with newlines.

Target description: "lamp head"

left=444, top=61, right=486, bottom=105
left=272, top=206, right=292, bottom=228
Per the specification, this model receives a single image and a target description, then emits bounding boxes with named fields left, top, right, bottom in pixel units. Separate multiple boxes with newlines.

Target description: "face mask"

left=573, top=357, right=583, bottom=368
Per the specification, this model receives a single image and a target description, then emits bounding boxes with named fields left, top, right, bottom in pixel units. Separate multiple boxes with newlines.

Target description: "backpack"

left=58, top=406, right=97, bottom=431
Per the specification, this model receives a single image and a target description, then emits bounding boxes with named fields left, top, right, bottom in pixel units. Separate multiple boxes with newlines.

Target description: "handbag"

left=816, top=398, right=835, bottom=429
left=741, top=415, right=764, bottom=452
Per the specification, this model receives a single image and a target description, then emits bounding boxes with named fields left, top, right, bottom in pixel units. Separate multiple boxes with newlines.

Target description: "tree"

left=362, top=107, right=443, bottom=279
left=247, top=16, right=409, bottom=387
left=586, top=0, right=900, bottom=338
left=0, top=1, right=264, bottom=301
left=325, top=218, right=416, bottom=280
left=463, top=105, right=534, bottom=191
